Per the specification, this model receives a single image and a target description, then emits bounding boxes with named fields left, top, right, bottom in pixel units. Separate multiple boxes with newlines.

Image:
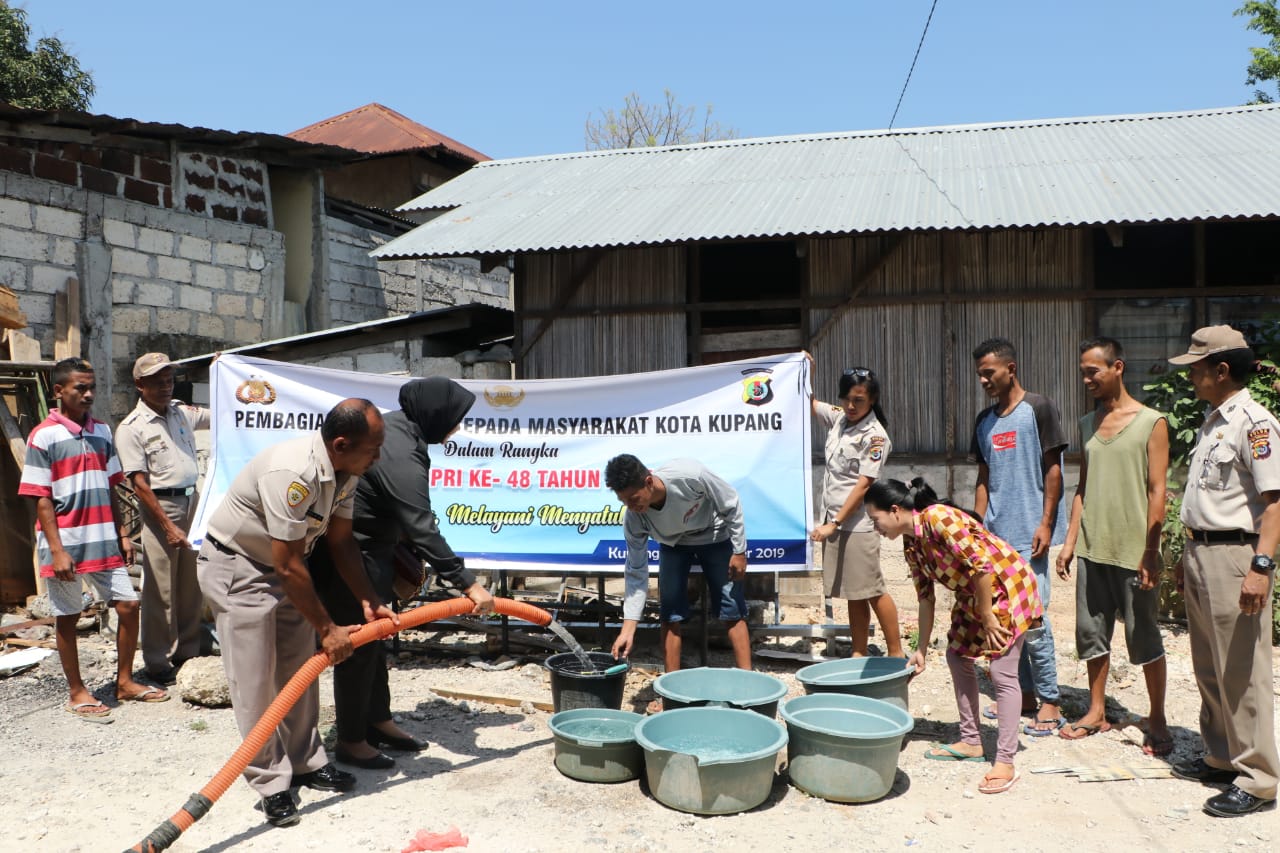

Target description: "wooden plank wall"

left=519, top=246, right=687, bottom=378
left=807, top=228, right=1088, bottom=455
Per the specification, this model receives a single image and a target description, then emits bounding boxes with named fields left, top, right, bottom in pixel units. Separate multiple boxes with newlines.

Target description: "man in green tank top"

left=1056, top=338, right=1171, bottom=754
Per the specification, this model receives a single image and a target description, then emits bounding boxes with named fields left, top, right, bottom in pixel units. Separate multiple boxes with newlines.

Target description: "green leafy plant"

left=188, top=720, right=207, bottom=732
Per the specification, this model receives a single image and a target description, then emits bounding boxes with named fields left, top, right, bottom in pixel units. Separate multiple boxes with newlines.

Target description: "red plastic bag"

left=401, top=826, right=469, bottom=852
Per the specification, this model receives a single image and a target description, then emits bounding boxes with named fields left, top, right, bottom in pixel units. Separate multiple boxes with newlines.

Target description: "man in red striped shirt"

left=19, top=357, right=168, bottom=723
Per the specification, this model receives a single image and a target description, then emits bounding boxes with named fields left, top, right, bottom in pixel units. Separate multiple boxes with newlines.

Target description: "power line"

left=889, top=0, right=940, bottom=129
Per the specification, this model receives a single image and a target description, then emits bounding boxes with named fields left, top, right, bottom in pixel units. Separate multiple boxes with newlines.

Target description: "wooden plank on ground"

left=0, top=617, right=53, bottom=635
left=0, top=287, right=26, bottom=330
left=426, top=686, right=554, bottom=713
left=2, top=637, right=56, bottom=650
left=54, top=277, right=80, bottom=360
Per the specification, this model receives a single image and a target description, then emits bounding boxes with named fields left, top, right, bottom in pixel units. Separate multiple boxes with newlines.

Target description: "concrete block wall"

left=298, top=344, right=507, bottom=381
left=324, top=216, right=511, bottom=326
left=0, top=172, right=88, bottom=356
left=102, top=197, right=285, bottom=418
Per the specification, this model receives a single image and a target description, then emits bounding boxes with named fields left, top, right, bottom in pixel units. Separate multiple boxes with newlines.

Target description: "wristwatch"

left=1250, top=554, right=1276, bottom=575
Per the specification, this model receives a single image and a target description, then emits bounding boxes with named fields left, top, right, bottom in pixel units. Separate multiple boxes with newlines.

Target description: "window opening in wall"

left=1093, top=223, right=1194, bottom=291
left=1205, top=220, right=1280, bottom=288
left=698, top=241, right=801, bottom=326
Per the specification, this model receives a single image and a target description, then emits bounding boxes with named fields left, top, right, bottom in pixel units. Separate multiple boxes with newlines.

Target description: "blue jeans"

left=656, top=539, right=747, bottom=624
left=1018, top=552, right=1061, bottom=704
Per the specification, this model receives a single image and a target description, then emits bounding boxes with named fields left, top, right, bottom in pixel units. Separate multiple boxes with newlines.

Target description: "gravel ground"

left=0, top=543, right=1277, bottom=852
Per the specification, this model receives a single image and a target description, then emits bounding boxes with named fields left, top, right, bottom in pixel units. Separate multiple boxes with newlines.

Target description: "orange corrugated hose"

left=127, top=596, right=552, bottom=852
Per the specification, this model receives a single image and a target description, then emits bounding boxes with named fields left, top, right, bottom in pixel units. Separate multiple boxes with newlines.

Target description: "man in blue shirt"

left=972, top=338, right=1068, bottom=735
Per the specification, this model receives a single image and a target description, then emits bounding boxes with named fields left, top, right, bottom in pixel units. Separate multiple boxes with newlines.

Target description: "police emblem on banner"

left=741, top=374, right=774, bottom=406
left=236, top=376, right=277, bottom=405
left=484, top=385, right=526, bottom=408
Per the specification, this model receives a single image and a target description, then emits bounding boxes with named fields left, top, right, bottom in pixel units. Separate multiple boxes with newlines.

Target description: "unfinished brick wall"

left=0, top=136, right=173, bottom=208
left=176, top=153, right=270, bottom=227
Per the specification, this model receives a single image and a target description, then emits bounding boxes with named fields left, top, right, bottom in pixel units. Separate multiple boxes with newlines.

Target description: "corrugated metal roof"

left=287, top=103, right=488, bottom=163
left=372, top=105, right=1280, bottom=259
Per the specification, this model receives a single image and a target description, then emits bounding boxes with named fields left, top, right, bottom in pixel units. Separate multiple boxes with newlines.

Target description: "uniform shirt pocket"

left=1199, top=444, right=1235, bottom=490
left=144, top=435, right=175, bottom=474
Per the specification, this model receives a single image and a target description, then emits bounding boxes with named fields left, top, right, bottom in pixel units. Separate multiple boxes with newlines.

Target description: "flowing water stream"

left=546, top=619, right=597, bottom=672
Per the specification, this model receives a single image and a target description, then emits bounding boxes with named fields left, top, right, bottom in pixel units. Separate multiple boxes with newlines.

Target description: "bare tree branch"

left=585, top=89, right=738, bottom=150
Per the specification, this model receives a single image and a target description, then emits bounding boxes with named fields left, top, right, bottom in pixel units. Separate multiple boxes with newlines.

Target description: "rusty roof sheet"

left=372, top=104, right=1280, bottom=259
left=287, top=103, right=488, bottom=163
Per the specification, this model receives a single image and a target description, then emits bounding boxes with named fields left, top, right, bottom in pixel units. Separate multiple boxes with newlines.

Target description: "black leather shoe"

left=1204, top=785, right=1276, bottom=817
left=368, top=727, right=427, bottom=752
left=334, top=748, right=395, bottom=770
left=260, top=792, right=300, bottom=828
left=1172, top=758, right=1238, bottom=785
left=292, top=763, right=356, bottom=792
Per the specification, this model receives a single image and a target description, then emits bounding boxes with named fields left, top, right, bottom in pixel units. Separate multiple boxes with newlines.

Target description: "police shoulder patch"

left=287, top=481, right=310, bottom=507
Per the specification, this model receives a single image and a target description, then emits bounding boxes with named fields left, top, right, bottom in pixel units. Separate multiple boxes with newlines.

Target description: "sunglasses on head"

left=843, top=367, right=872, bottom=380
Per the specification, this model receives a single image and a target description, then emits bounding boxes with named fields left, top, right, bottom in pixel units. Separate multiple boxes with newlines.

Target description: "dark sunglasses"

left=843, top=367, right=873, bottom=380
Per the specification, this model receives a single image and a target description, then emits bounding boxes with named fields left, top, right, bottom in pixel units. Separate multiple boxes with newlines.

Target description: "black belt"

left=1185, top=528, right=1258, bottom=544
left=152, top=486, right=194, bottom=497
left=207, top=535, right=234, bottom=554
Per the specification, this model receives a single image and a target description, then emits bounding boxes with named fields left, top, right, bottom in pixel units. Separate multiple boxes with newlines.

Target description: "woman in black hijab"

left=312, top=378, right=494, bottom=768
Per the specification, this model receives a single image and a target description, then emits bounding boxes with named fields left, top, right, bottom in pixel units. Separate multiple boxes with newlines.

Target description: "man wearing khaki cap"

left=1168, top=325, right=1279, bottom=817
left=115, top=353, right=211, bottom=684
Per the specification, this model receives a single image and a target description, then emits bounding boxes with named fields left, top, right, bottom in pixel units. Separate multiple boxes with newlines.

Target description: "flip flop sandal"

left=978, top=771, right=1021, bottom=794
left=1059, top=721, right=1108, bottom=740
left=924, top=743, right=986, bottom=762
left=65, top=701, right=114, bottom=724
left=1023, top=717, right=1066, bottom=737
left=118, top=687, right=169, bottom=703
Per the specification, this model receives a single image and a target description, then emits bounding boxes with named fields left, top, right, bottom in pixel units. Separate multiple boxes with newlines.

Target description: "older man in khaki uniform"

left=1169, top=325, right=1279, bottom=818
left=116, top=353, right=210, bottom=684
left=197, top=398, right=396, bottom=829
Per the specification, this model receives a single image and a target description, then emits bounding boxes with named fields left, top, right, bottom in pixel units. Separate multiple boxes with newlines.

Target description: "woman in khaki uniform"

left=808, top=359, right=902, bottom=657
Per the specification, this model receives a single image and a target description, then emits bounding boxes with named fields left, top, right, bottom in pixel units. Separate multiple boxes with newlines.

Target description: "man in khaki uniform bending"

left=116, top=353, right=210, bottom=684
left=1169, top=325, right=1279, bottom=818
left=197, top=398, right=396, bottom=829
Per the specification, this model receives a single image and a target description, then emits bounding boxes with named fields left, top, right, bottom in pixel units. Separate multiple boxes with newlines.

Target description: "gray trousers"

left=139, top=493, right=203, bottom=673
left=197, top=542, right=327, bottom=797
left=1183, top=540, right=1278, bottom=799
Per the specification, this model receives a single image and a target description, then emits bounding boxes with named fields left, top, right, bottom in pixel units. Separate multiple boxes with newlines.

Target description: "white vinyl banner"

left=190, top=353, right=813, bottom=573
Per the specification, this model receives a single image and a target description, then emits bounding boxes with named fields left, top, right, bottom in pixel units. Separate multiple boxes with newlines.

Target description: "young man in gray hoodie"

left=606, top=454, right=751, bottom=677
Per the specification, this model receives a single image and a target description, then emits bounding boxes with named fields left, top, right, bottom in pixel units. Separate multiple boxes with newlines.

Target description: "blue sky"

left=35, top=1, right=1267, bottom=160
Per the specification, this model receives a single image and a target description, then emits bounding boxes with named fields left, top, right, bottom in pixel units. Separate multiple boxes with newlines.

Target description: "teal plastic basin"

left=548, top=708, right=645, bottom=783
left=795, top=656, right=912, bottom=711
left=634, top=707, right=788, bottom=814
left=652, top=667, right=788, bottom=717
left=780, top=693, right=914, bottom=802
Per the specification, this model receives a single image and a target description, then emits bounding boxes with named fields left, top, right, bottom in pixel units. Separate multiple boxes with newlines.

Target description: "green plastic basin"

left=652, top=667, right=788, bottom=717
left=547, top=708, right=645, bottom=783
left=795, top=656, right=912, bottom=711
left=634, top=707, right=788, bottom=814
left=780, top=693, right=914, bottom=802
